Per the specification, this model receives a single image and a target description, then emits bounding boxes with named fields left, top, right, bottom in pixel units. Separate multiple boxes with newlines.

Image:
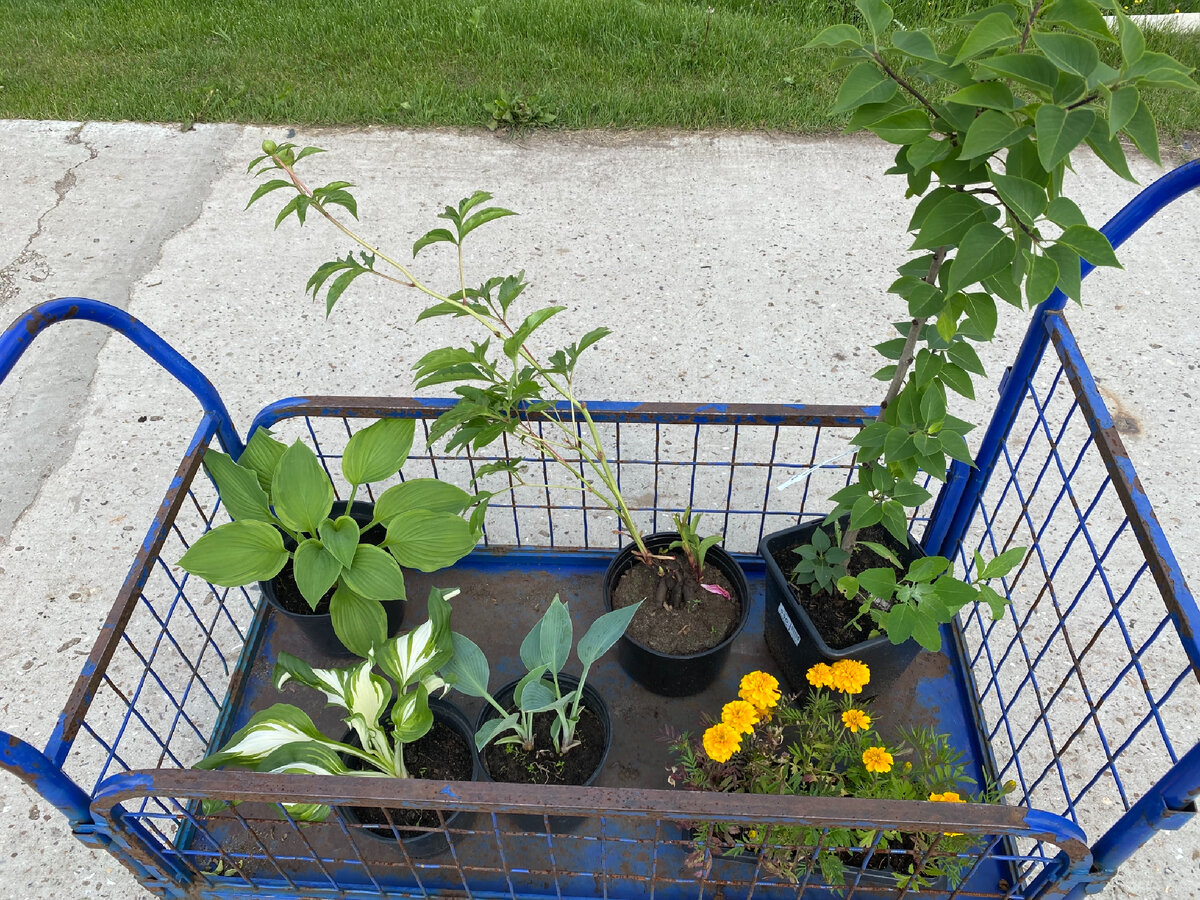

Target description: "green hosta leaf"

left=341, top=544, right=407, bottom=601
left=442, top=632, right=491, bottom=698
left=374, top=479, right=474, bottom=522
left=1057, top=225, right=1121, bottom=269
left=1034, top=106, right=1096, bottom=172
left=891, top=29, right=940, bottom=61
left=274, top=650, right=369, bottom=711
left=538, top=596, right=574, bottom=675
left=194, top=703, right=329, bottom=769
left=991, top=172, right=1047, bottom=227
left=272, top=441, right=334, bottom=535
left=293, top=538, right=344, bottom=609
left=946, top=81, right=1018, bottom=111
left=377, top=607, right=453, bottom=689
left=342, top=418, right=416, bottom=486
left=179, top=520, right=289, bottom=586
left=318, top=516, right=360, bottom=570
left=516, top=672, right=560, bottom=712
left=832, top=62, right=897, bottom=115
left=330, top=584, right=390, bottom=658
left=475, top=713, right=519, bottom=751
left=391, top=683, right=434, bottom=745
left=239, top=427, right=288, bottom=493
left=945, top=222, right=1013, bottom=295
left=203, top=450, right=272, bottom=522
left=804, top=23, right=864, bottom=49
left=385, top=510, right=477, bottom=571
left=952, top=12, right=1020, bottom=66
left=577, top=600, right=641, bottom=668
left=1032, top=32, right=1101, bottom=80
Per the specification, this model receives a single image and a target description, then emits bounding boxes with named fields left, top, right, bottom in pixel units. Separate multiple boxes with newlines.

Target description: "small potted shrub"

left=761, top=0, right=1198, bottom=688
left=242, top=149, right=751, bottom=695
left=442, top=595, right=639, bottom=831
left=195, top=588, right=480, bottom=858
left=667, top=664, right=1011, bottom=890
left=179, top=419, right=483, bottom=657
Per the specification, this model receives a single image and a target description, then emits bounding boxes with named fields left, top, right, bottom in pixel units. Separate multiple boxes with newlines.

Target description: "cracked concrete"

left=0, top=121, right=1197, bottom=898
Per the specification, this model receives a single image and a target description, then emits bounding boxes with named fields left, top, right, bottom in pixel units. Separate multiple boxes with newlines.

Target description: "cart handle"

left=0, top=298, right=243, bottom=456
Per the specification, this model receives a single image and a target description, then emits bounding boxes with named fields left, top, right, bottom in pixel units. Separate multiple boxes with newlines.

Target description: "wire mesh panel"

left=952, top=312, right=1200, bottom=890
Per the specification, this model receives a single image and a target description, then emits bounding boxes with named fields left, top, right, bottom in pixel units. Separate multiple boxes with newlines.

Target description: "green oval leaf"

left=341, top=544, right=407, bottom=601
left=293, top=538, right=344, bottom=610
left=342, top=418, right=416, bottom=486
left=375, top=479, right=473, bottom=522
left=203, top=449, right=272, bottom=522
left=385, top=510, right=477, bottom=572
left=272, top=441, right=334, bottom=534
left=330, top=583, right=389, bottom=658
left=179, top=520, right=289, bottom=586
left=578, top=601, right=641, bottom=668
left=318, top=515, right=360, bottom=569
left=239, top=427, right=288, bottom=493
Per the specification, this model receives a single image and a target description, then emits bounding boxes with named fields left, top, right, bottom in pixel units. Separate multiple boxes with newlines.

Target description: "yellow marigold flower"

left=830, top=659, right=870, bottom=694
left=862, top=746, right=894, bottom=774
left=929, top=791, right=964, bottom=835
left=806, top=662, right=835, bottom=689
left=841, top=708, right=871, bottom=733
left=721, top=700, right=761, bottom=735
left=739, top=671, right=781, bottom=711
left=702, top=722, right=743, bottom=763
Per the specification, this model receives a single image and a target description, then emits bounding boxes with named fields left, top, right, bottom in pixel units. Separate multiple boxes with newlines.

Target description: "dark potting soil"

left=270, top=519, right=389, bottom=617
left=771, top=524, right=910, bottom=651
left=610, top=551, right=740, bottom=655
left=481, top=700, right=606, bottom=786
left=346, top=717, right=474, bottom=836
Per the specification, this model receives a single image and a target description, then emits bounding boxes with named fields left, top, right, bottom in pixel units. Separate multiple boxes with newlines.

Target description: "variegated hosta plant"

left=178, top=418, right=484, bottom=657
left=195, top=587, right=460, bottom=822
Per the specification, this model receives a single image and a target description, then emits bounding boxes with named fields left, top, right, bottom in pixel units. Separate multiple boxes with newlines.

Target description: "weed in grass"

left=486, top=91, right=557, bottom=133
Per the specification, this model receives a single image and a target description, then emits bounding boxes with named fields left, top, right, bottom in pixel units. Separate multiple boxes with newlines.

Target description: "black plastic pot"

left=341, top=696, right=481, bottom=858
left=476, top=674, right=611, bottom=833
left=259, top=500, right=404, bottom=658
left=603, top=532, right=750, bottom=696
left=759, top=518, right=923, bottom=695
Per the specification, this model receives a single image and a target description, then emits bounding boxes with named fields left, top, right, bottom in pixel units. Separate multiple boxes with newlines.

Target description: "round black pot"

left=759, top=518, right=923, bottom=695
left=259, top=500, right=404, bottom=658
left=603, top=532, right=750, bottom=697
left=341, top=696, right=481, bottom=858
left=476, top=674, right=611, bottom=834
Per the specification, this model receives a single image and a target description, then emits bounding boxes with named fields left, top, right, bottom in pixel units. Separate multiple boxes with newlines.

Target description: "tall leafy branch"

left=803, top=0, right=1197, bottom=648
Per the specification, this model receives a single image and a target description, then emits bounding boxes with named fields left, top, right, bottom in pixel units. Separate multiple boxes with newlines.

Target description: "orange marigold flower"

left=739, top=671, right=781, bottom=711
left=830, top=659, right=870, bottom=694
left=702, top=722, right=742, bottom=763
left=841, top=708, right=871, bottom=733
left=806, top=663, right=835, bottom=689
left=862, top=746, right=894, bottom=774
left=929, top=791, right=965, bottom=835
left=721, top=700, right=761, bottom=735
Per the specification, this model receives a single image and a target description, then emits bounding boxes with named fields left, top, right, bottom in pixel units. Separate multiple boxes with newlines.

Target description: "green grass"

left=1, top=0, right=1198, bottom=138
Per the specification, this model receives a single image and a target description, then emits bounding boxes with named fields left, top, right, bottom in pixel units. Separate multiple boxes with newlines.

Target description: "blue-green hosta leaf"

left=520, top=614, right=545, bottom=671
left=272, top=441, right=334, bottom=534
left=179, top=520, right=289, bottom=586
left=442, top=632, right=491, bottom=698
left=374, top=479, right=474, bottom=522
left=203, top=449, right=272, bottom=522
left=385, top=510, right=477, bottom=572
left=539, top=596, right=574, bottom=675
left=318, top=516, right=360, bottom=570
left=341, top=544, right=407, bottom=601
left=194, top=704, right=332, bottom=770
left=293, top=538, right=344, bottom=609
left=578, top=601, right=641, bottom=668
left=342, top=418, right=416, bottom=487
left=475, top=713, right=519, bottom=751
left=238, top=427, right=288, bottom=494
left=330, top=584, right=390, bottom=659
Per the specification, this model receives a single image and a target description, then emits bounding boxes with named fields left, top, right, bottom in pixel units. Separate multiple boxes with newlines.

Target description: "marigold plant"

left=667, top=666, right=1007, bottom=890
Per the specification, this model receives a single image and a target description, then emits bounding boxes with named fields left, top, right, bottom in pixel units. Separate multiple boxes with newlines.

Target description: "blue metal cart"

left=0, top=161, right=1197, bottom=899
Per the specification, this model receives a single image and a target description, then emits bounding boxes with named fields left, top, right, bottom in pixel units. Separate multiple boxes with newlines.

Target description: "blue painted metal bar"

left=0, top=732, right=93, bottom=828
left=925, top=159, right=1200, bottom=560
left=0, top=298, right=243, bottom=456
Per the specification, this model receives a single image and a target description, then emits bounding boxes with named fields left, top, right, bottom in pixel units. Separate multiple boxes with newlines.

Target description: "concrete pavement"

left=0, top=121, right=1197, bottom=898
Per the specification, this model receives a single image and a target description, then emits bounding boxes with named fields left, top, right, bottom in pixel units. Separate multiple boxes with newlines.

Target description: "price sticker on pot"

left=778, top=603, right=802, bottom=646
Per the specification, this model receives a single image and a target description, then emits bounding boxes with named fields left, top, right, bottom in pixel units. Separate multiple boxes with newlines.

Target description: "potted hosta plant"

left=242, top=147, right=751, bottom=694
left=195, top=588, right=481, bottom=858
left=667, top=664, right=1011, bottom=890
left=761, top=0, right=1198, bottom=688
left=442, top=595, right=639, bottom=830
left=179, top=418, right=482, bottom=658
